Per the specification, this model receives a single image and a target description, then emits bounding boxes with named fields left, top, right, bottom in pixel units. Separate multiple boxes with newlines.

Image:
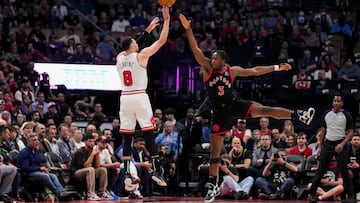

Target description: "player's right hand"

left=162, top=6, right=170, bottom=21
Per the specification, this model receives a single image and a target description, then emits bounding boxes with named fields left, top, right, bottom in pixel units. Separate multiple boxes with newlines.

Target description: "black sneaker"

left=309, top=194, right=318, bottom=203
left=297, top=107, right=315, bottom=125
left=151, top=171, right=167, bottom=187
left=258, top=193, right=269, bottom=200
left=342, top=196, right=357, bottom=203
left=234, top=191, right=249, bottom=200
left=270, top=192, right=281, bottom=200
left=204, top=183, right=220, bottom=202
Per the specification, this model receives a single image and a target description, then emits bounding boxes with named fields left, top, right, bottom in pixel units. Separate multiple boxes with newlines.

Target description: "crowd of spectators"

left=0, top=0, right=359, bottom=201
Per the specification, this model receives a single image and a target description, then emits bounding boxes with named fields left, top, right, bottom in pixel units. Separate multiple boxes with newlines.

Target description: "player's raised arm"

left=232, top=63, right=292, bottom=77
left=138, top=6, right=170, bottom=66
left=179, top=13, right=211, bottom=71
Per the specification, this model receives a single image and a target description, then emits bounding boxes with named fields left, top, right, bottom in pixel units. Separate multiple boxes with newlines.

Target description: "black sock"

left=208, top=176, right=217, bottom=186
left=151, top=157, right=161, bottom=172
left=291, top=110, right=297, bottom=120
left=124, top=159, right=130, bottom=174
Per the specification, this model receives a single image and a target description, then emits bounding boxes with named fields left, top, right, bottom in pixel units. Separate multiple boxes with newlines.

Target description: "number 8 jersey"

left=116, top=53, right=148, bottom=93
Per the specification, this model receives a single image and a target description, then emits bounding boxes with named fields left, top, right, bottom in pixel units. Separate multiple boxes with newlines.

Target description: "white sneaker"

left=124, top=174, right=136, bottom=191
left=129, top=190, right=143, bottom=199
left=152, top=171, right=167, bottom=187
left=87, top=194, right=101, bottom=201
left=297, top=107, right=315, bottom=125
left=204, top=183, right=220, bottom=202
left=99, top=191, right=114, bottom=200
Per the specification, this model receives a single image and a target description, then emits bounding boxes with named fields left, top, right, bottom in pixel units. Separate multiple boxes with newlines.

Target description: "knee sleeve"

left=209, top=157, right=220, bottom=164
left=123, top=134, right=133, bottom=158
left=143, top=131, right=158, bottom=156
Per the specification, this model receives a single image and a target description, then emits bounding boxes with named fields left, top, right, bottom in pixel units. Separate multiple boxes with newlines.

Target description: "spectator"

left=281, top=120, right=295, bottom=139
left=57, top=123, right=76, bottom=160
left=44, top=124, right=60, bottom=155
left=30, top=92, right=48, bottom=114
left=111, top=14, right=130, bottom=32
left=63, top=8, right=82, bottom=30
left=288, top=132, right=312, bottom=158
left=155, top=121, right=183, bottom=162
left=272, top=128, right=288, bottom=149
left=292, top=64, right=312, bottom=90
left=52, top=0, right=68, bottom=21
left=218, top=154, right=253, bottom=200
left=336, top=57, right=360, bottom=86
left=74, top=94, right=95, bottom=118
left=95, top=34, right=116, bottom=64
left=130, top=137, right=152, bottom=197
left=298, top=49, right=317, bottom=72
left=43, top=102, right=61, bottom=126
left=46, top=8, right=63, bottom=29
left=96, top=136, right=119, bottom=199
left=347, top=134, right=360, bottom=194
left=14, top=79, right=35, bottom=103
left=249, top=133, right=278, bottom=178
left=259, top=117, right=272, bottom=135
left=89, top=103, right=107, bottom=120
left=17, top=133, right=65, bottom=199
left=0, top=152, right=18, bottom=202
left=72, top=129, right=85, bottom=150
left=231, top=119, right=252, bottom=147
left=256, top=148, right=298, bottom=200
left=307, top=156, right=344, bottom=201
left=70, top=133, right=110, bottom=200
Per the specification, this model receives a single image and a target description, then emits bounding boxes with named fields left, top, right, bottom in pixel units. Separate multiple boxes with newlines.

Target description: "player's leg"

left=205, top=135, right=223, bottom=202
left=250, top=102, right=315, bottom=125
left=136, top=94, right=167, bottom=187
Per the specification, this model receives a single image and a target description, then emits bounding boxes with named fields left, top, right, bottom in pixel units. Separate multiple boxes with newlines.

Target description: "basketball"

left=158, top=0, right=176, bottom=7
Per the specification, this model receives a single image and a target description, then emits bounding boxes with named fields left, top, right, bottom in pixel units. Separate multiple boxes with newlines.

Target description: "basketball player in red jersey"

left=116, top=6, right=170, bottom=190
left=179, top=13, right=315, bottom=202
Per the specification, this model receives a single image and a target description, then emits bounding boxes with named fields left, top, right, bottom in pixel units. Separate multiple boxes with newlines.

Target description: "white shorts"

left=119, top=93, right=155, bottom=133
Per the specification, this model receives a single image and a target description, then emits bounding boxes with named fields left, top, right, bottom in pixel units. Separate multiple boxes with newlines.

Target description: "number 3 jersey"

left=204, top=64, right=236, bottom=109
left=116, top=53, right=148, bottom=92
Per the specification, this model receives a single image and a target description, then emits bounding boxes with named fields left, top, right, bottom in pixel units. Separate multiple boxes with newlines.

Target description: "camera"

left=274, top=153, right=280, bottom=159
left=220, top=159, right=229, bottom=167
left=220, top=159, right=226, bottom=165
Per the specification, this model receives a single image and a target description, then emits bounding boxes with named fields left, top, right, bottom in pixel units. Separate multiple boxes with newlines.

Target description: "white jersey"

left=116, top=53, right=148, bottom=93
left=116, top=52, right=155, bottom=133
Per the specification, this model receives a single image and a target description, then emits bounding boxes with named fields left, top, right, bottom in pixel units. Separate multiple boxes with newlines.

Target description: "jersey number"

left=123, top=71, right=133, bottom=86
left=218, top=86, right=224, bottom=96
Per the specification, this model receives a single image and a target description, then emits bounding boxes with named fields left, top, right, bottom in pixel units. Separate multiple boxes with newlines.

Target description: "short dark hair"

left=84, top=132, right=95, bottom=140
left=164, top=107, right=175, bottom=115
left=211, top=50, right=229, bottom=62
left=121, top=37, right=133, bottom=51
left=134, top=137, right=145, bottom=143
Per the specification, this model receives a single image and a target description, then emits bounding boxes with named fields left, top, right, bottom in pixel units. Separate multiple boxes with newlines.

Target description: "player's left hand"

left=279, top=63, right=292, bottom=71
left=146, top=17, right=160, bottom=33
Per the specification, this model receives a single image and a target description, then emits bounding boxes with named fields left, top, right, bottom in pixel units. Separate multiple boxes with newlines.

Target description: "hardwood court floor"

left=26, top=196, right=345, bottom=203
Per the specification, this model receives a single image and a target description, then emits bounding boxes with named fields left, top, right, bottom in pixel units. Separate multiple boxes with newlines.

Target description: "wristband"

left=274, top=65, right=280, bottom=71
left=283, top=162, right=287, bottom=166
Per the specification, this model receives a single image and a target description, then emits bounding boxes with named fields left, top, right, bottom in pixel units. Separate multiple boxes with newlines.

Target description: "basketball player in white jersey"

left=116, top=6, right=170, bottom=190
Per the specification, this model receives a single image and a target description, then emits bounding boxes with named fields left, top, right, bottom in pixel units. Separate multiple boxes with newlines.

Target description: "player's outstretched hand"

left=179, top=13, right=190, bottom=29
left=279, top=63, right=292, bottom=71
left=146, top=17, right=160, bottom=33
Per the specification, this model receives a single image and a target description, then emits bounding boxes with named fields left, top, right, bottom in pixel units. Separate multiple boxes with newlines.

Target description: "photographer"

left=255, top=149, right=298, bottom=200
left=218, top=154, right=254, bottom=200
